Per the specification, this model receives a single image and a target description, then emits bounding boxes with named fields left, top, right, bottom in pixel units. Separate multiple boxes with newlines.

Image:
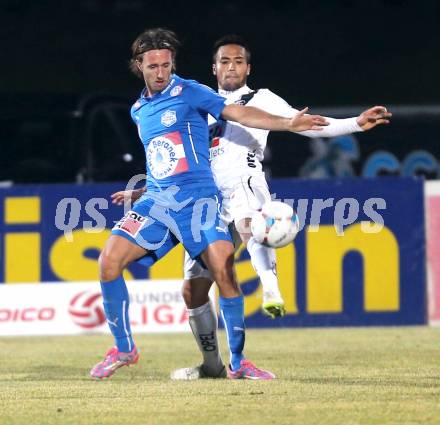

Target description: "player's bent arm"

left=221, top=104, right=328, bottom=133
left=221, top=104, right=289, bottom=130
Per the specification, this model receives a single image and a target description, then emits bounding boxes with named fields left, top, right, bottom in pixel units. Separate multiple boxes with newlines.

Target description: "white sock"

left=247, top=237, right=283, bottom=301
left=188, top=301, right=224, bottom=374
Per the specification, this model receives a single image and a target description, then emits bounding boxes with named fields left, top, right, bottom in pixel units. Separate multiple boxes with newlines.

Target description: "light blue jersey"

left=112, top=75, right=231, bottom=262
left=131, top=74, right=226, bottom=192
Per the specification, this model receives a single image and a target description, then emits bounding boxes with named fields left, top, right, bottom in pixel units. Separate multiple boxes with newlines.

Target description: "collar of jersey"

left=140, top=75, right=178, bottom=101
left=218, top=85, right=252, bottom=99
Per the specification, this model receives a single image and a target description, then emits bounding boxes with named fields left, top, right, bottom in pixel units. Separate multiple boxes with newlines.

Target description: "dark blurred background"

left=1, top=0, right=439, bottom=183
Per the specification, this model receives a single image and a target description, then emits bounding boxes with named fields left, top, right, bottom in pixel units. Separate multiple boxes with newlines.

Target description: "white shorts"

left=183, top=174, right=271, bottom=280
left=220, top=174, right=271, bottom=225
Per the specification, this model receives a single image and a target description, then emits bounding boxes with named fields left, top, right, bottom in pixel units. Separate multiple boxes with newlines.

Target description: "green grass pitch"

left=1, top=327, right=440, bottom=425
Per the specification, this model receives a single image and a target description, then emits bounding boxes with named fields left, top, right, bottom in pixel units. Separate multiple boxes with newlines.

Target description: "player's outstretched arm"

left=111, top=188, right=146, bottom=206
left=288, top=107, right=329, bottom=132
left=356, top=106, right=392, bottom=131
left=221, top=104, right=328, bottom=132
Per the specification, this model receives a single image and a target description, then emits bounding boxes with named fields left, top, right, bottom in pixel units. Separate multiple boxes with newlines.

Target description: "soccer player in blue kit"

left=90, top=28, right=328, bottom=380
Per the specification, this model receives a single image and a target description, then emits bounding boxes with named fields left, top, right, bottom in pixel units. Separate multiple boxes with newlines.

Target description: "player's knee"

left=209, top=255, right=234, bottom=284
left=216, top=269, right=234, bottom=284
left=99, top=251, right=124, bottom=281
left=182, top=280, right=192, bottom=306
left=213, top=268, right=238, bottom=292
left=239, top=231, right=252, bottom=244
left=182, top=278, right=212, bottom=308
left=236, top=218, right=252, bottom=242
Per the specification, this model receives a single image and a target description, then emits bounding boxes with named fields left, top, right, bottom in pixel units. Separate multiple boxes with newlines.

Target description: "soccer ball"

left=251, top=201, right=300, bottom=248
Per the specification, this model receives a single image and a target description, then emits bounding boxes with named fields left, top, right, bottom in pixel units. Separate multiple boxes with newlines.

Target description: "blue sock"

left=100, top=276, right=134, bottom=353
left=219, top=295, right=245, bottom=371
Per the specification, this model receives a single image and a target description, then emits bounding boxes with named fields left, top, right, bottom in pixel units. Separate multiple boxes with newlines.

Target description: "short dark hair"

left=129, top=28, right=180, bottom=78
left=212, top=34, right=251, bottom=63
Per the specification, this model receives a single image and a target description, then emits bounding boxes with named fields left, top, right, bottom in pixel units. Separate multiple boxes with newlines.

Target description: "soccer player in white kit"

left=170, top=34, right=391, bottom=379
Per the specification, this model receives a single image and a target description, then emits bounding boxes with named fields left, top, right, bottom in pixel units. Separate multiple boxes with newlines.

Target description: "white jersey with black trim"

left=209, top=84, right=363, bottom=190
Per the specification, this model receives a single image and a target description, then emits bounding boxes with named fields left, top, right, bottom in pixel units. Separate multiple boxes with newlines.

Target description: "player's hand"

left=289, top=107, right=329, bottom=132
left=111, top=188, right=145, bottom=206
left=356, top=106, right=392, bottom=131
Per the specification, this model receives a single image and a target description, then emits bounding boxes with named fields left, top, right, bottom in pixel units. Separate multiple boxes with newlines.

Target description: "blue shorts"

left=111, top=185, right=231, bottom=267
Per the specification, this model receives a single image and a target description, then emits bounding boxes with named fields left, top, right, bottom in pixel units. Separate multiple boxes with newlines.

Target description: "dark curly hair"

left=212, top=34, right=251, bottom=64
left=130, top=28, right=180, bottom=78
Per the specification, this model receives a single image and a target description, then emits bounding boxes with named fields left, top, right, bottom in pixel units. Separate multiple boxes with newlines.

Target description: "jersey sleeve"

left=181, top=80, right=227, bottom=120
left=255, top=89, right=298, bottom=118
left=256, top=90, right=363, bottom=139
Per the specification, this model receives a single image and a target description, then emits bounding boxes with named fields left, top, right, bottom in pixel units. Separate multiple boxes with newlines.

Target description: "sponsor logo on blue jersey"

left=170, top=85, right=183, bottom=97
left=161, top=110, right=177, bottom=127
left=146, top=131, right=189, bottom=179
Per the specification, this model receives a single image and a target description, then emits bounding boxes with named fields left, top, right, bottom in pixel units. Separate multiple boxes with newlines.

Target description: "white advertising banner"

left=0, top=280, right=192, bottom=336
